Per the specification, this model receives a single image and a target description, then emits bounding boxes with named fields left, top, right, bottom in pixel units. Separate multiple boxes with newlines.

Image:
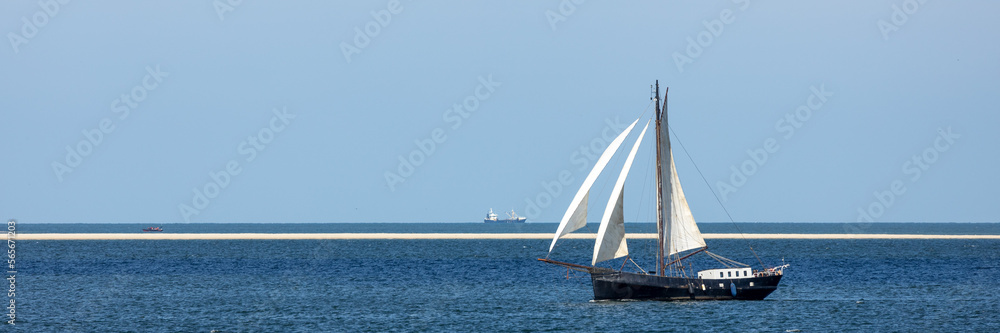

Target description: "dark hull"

left=589, top=268, right=782, bottom=301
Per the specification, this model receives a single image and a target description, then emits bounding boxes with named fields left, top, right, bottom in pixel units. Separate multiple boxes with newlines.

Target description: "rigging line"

left=706, top=251, right=735, bottom=268
left=666, top=123, right=767, bottom=270
left=581, top=104, right=656, bottom=236
left=590, top=107, right=653, bottom=233
left=628, top=256, right=646, bottom=274
left=627, top=121, right=656, bottom=269
left=550, top=101, right=655, bottom=254
left=708, top=252, right=748, bottom=267
left=631, top=115, right=656, bottom=224
left=637, top=120, right=656, bottom=256
left=582, top=149, right=620, bottom=235
left=588, top=138, right=624, bottom=234
left=706, top=251, right=748, bottom=267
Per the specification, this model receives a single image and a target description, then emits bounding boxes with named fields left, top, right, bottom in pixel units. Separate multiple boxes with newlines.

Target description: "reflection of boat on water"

left=539, top=81, right=787, bottom=301
left=484, top=208, right=527, bottom=223
left=142, top=227, right=163, bottom=232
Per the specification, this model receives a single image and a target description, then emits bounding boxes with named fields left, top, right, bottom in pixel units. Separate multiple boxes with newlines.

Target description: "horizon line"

left=10, top=221, right=1000, bottom=224
left=16, top=233, right=1000, bottom=240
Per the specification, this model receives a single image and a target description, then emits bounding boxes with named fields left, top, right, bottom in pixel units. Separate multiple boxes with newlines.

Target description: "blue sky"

left=2, top=1, right=997, bottom=223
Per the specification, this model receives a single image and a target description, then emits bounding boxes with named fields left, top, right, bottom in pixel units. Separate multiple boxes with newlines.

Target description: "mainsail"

left=548, top=118, right=640, bottom=253
left=593, top=120, right=650, bottom=265
left=657, top=88, right=705, bottom=262
left=665, top=148, right=706, bottom=255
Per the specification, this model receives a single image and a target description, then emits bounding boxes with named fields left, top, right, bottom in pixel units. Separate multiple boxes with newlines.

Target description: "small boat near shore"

left=142, top=227, right=163, bottom=232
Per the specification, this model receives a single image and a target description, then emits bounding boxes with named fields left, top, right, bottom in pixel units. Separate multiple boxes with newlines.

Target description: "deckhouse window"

left=720, top=272, right=724, bottom=278
left=728, top=271, right=732, bottom=277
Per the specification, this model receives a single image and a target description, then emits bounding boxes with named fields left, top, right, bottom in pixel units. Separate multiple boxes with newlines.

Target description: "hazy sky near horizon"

left=2, top=1, right=998, bottom=223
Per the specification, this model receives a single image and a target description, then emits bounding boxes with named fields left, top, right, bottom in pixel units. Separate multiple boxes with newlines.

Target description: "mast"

left=663, top=86, right=672, bottom=274
left=653, top=82, right=674, bottom=276
left=653, top=81, right=665, bottom=275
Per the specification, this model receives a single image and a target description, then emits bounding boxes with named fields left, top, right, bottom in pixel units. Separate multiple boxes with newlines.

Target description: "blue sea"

left=11, top=223, right=1000, bottom=332
left=16, top=222, right=1000, bottom=234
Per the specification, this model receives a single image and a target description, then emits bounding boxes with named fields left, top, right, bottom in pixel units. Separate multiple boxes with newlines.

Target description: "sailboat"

left=539, top=81, right=787, bottom=301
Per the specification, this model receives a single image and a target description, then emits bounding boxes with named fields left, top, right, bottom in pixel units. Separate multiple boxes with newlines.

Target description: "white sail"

left=548, top=118, right=640, bottom=253
left=593, top=120, right=649, bottom=265
left=656, top=102, right=673, bottom=260
left=665, top=148, right=706, bottom=255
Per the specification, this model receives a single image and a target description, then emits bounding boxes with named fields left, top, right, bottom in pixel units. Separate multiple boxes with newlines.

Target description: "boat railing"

left=753, top=264, right=790, bottom=277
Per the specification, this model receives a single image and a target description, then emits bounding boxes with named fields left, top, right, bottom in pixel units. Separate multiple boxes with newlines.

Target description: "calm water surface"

left=12, top=223, right=1000, bottom=332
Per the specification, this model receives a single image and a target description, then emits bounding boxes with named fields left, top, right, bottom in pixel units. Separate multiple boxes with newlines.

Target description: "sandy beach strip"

left=15, top=233, right=1000, bottom=240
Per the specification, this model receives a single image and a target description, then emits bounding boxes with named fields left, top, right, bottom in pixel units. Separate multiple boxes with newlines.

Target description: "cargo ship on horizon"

left=484, top=208, right=527, bottom=223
